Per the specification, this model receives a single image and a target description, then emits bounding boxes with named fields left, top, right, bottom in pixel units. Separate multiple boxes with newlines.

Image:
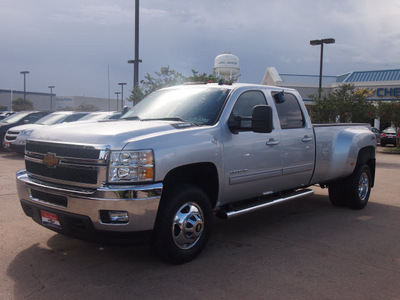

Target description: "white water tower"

left=213, top=53, right=240, bottom=80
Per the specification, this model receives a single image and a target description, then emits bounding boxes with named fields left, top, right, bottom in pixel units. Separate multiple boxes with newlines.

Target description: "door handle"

left=302, top=136, right=313, bottom=142
left=266, top=138, right=280, bottom=146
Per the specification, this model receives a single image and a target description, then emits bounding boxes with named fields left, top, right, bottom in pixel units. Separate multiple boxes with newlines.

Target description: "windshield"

left=383, top=128, right=396, bottom=134
left=36, top=113, right=71, bottom=125
left=122, top=86, right=230, bottom=126
left=0, top=112, right=31, bottom=124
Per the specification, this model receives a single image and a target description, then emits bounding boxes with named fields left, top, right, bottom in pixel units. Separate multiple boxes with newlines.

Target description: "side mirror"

left=273, top=91, right=286, bottom=103
left=252, top=105, right=273, bottom=133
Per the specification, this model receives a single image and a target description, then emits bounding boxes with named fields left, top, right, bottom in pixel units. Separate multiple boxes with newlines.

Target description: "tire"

left=381, top=141, right=386, bottom=147
left=151, top=184, right=213, bottom=264
left=329, top=164, right=372, bottom=210
left=0, top=134, right=7, bottom=152
left=345, top=164, right=372, bottom=209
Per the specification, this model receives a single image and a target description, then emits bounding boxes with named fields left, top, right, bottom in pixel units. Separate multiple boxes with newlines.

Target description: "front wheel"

left=151, top=184, right=213, bottom=264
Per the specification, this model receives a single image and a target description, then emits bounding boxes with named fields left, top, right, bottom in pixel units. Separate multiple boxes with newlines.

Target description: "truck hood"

left=28, top=119, right=192, bottom=149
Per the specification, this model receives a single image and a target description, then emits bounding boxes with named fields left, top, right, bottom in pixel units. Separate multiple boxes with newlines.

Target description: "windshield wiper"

left=141, top=117, right=184, bottom=122
left=141, top=117, right=198, bottom=126
left=123, top=116, right=141, bottom=120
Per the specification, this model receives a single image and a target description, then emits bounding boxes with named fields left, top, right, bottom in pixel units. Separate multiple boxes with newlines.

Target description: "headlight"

left=108, top=150, right=154, bottom=183
left=20, top=129, right=34, bottom=136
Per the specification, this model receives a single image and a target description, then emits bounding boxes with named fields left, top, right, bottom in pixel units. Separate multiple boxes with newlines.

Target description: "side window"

left=231, top=90, right=267, bottom=129
left=25, top=113, right=42, bottom=123
left=272, top=92, right=305, bottom=129
left=109, top=113, right=121, bottom=120
left=64, top=114, right=85, bottom=122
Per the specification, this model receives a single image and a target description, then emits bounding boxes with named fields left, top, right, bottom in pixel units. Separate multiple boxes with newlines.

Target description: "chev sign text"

left=376, top=88, right=400, bottom=97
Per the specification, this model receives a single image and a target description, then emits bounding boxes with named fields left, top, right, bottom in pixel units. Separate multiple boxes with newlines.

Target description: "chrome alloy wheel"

left=172, top=202, right=204, bottom=250
left=358, top=171, right=370, bottom=201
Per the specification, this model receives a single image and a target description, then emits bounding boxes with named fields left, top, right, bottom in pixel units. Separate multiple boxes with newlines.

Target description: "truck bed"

left=310, top=123, right=375, bottom=185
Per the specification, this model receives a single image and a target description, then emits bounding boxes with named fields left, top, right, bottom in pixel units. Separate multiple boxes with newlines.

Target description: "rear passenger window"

left=272, top=92, right=305, bottom=129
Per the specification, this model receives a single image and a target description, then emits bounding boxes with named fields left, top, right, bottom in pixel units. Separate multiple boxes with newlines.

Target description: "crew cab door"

left=221, top=90, right=282, bottom=204
left=271, top=91, right=315, bottom=189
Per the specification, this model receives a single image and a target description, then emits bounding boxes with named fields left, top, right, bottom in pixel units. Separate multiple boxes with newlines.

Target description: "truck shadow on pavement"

left=0, top=151, right=24, bottom=161
left=6, top=194, right=400, bottom=299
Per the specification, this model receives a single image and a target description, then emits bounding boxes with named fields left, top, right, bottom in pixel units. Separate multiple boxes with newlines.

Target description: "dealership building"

left=262, top=67, right=400, bottom=103
left=262, top=67, right=400, bottom=129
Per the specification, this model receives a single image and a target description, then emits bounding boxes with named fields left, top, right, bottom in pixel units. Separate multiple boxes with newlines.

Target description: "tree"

left=12, top=97, right=34, bottom=111
left=185, top=69, right=225, bottom=83
left=128, top=85, right=145, bottom=106
left=75, top=104, right=99, bottom=112
left=128, top=66, right=236, bottom=105
left=350, top=88, right=376, bottom=123
left=142, top=66, right=185, bottom=95
left=128, top=66, right=184, bottom=104
left=310, top=84, right=376, bottom=123
left=378, top=101, right=400, bottom=129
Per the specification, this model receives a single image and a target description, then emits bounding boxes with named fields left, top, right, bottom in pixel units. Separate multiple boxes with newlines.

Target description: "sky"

left=1, top=0, right=400, bottom=99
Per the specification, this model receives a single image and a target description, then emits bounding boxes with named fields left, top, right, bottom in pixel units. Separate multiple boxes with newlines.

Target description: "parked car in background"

left=380, top=127, right=398, bottom=147
left=0, top=111, right=50, bottom=151
left=3, top=111, right=89, bottom=153
left=371, top=127, right=380, bottom=144
left=397, top=130, right=400, bottom=148
left=0, top=111, right=15, bottom=121
left=76, top=111, right=121, bottom=122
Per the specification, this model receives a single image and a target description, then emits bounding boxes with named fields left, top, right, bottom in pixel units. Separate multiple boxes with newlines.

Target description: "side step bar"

left=216, top=189, right=314, bottom=219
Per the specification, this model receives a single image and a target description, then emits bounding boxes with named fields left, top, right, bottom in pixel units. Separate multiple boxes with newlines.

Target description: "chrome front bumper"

left=16, top=169, right=163, bottom=232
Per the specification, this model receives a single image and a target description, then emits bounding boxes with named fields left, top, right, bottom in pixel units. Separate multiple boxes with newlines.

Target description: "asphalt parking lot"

left=1, top=149, right=400, bottom=300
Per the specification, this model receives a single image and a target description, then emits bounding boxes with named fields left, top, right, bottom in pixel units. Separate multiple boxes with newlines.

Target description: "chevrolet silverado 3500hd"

left=16, top=83, right=376, bottom=263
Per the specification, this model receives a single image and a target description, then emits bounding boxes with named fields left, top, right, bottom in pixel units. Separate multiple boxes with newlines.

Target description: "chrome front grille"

left=5, top=130, right=19, bottom=141
left=25, top=141, right=110, bottom=188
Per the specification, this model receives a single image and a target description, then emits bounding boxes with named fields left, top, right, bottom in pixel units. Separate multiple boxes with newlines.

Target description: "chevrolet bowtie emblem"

left=43, top=152, right=60, bottom=168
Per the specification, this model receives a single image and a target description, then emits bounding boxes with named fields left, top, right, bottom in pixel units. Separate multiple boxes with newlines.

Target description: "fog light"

left=108, top=211, right=129, bottom=223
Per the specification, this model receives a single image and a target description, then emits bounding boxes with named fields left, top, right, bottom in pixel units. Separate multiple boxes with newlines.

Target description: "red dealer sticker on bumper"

left=41, top=211, right=62, bottom=230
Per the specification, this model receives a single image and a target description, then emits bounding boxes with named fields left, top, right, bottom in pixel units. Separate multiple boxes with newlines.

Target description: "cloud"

left=1, top=0, right=400, bottom=98
left=49, top=4, right=132, bottom=25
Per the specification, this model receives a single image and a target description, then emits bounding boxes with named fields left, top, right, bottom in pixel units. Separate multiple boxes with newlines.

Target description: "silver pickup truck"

left=16, top=83, right=376, bottom=263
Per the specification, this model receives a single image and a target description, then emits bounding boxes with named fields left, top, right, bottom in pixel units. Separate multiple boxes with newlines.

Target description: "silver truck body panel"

left=16, top=169, right=162, bottom=231
left=16, top=83, right=376, bottom=236
left=310, top=124, right=376, bottom=184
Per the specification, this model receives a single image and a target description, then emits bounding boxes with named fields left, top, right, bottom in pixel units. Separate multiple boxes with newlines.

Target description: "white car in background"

left=3, top=111, right=89, bottom=153
left=76, top=111, right=121, bottom=122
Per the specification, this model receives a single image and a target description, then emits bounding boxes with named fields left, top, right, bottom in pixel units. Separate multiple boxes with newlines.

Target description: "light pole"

left=128, top=0, right=142, bottom=89
left=20, top=71, right=29, bottom=102
left=310, top=38, right=335, bottom=99
left=128, top=59, right=142, bottom=89
left=9, top=86, right=13, bottom=110
left=114, top=92, right=121, bottom=111
left=118, top=82, right=127, bottom=110
left=48, top=85, right=55, bottom=111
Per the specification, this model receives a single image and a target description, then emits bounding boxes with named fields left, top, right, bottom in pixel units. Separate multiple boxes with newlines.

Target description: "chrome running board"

left=216, top=189, right=314, bottom=219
